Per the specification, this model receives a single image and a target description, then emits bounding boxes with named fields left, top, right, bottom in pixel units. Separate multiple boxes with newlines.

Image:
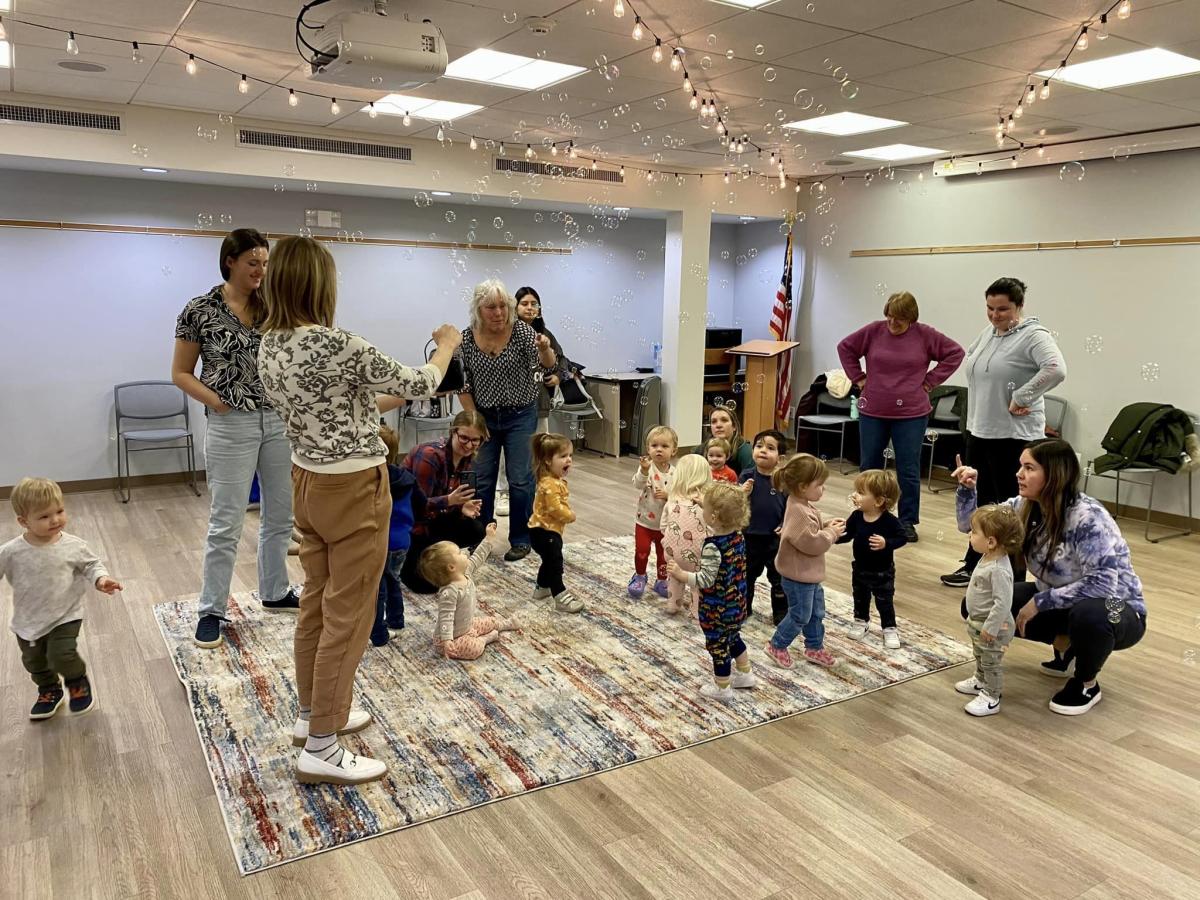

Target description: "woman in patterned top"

left=257, top=236, right=460, bottom=786
left=953, top=438, right=1146, bottom=716
left=173, top=229, right=298, bottom=651
left=457, top=279, right=558, bottom=562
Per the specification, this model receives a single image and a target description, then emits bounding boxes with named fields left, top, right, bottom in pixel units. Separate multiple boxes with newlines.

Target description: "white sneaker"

left=532, top=587, right=552, bottom=601
left=847, top=620, right=869, bottom=641
left=883, top=627, right=902, bottom=650
left=954, top=677, right=984, bottom=696
left=964, top=692, right=1001, bottom=717
left=699, top=682, right=735, bottom=702
left=730, top=670, right=757, bottom=689
left=291, top=707, right=372, bottom=748
left=495, top=491, right=510, bottom=517
left=553, top=590, right=584, bottom=613
left=296, top=747, right=387, bottom=785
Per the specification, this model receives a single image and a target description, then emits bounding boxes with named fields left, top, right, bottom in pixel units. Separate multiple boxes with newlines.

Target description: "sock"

left=298, top=706, right=311, bottom=721
left=304, top=731, right=344, bottom=766
left=714, top=676, right=731, bottom=690
left=735, top=659, right=751, bottom=674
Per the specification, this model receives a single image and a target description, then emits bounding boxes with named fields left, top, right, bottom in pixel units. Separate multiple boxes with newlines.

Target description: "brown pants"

left=291, top=464, right=389, bottom=734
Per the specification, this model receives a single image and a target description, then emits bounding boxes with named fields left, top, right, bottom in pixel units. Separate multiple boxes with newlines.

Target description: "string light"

left=619, top=165, right=625, bottom=176
left=612, top=0, right=625, bottom=18
left=1010, top=156, right=1018, bottom=168
left=330, top=98, right=340, bottom=115
left=368, top=101, right=377, bottom=118
left=1097, top=13, right=1109, bottom=40
left=1040, top=79, right=1050, bottom=100
left=238, top=74, right=249, bottom=94
left=550, top=143, right=558, bottom=156
left=689, top=91, right=699, bottom=110
left=632, top=16, right=643, bottom=40
left=1024, top=84, right=1035, bottom=105
left=185, top=54, right=197, bottom=75
left=652, top=38, right=663, bottom=63
left=1004, top=114, right=1013, bottom=132
left=66, top=32, right=79, bottom=55
left=402, top=111, right=411, bottom=126
left=1117, top=0, right=1132, bottom=20
left=131, top=41, right=143, bottom=64
left=1076, top=26, right=1089, bottom=51
left=436, top=125, right=444, bottom=141
left=498, top=142, right=506, bottom=157
left=1013, top=103, right=1023, bottom=119
left=1037, top=144, right=1045, bottom=157
left=724, top=171, right=730, bottom=184
left=525, top=143, right=534, bottom=159
left=670, top=49, right=682, bottom=72
left=289, top=89, right=298, bottom=107
left=469, top=135, right=477, bottom=150
left=591, top=159, right=598, bottom=170
left=682, top=72, right=692, bottom=93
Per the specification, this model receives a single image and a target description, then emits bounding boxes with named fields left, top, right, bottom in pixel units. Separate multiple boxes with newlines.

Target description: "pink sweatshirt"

left=837, top=321, right=964, bottom=419
left=774, top=496, right=840, bottom=583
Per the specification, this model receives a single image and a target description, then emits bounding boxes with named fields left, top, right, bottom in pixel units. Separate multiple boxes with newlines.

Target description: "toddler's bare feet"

left=498, top=617, right=521, bottom=632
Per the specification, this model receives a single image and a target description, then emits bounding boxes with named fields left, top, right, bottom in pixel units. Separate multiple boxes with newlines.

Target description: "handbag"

left=425, top=339, right=465, bottom=393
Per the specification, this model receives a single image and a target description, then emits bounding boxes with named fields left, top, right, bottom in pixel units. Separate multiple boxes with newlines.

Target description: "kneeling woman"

left=954, top=438, right=1146, bottom=716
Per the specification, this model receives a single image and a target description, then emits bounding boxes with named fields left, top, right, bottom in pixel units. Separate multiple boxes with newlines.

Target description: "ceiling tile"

left=765, top=0, right=969, bottom=33
left=994, top=0, right=1180, bottom=23
left=12, top=1, right=192, bottom=32
left=548, top=0, right=741, bottom=42
left=775, top=34, right=944, bottom=78
left=11, top=69, right=140, bottom=104
left=1071, top=102, right=1200, bottom=130
left=179, top=4, right=297, bottom=55
left=873, top=56, right=1023, bottom=95
left=871, top=0, right=1068, bottom=55
left=678, top=10, right=850, bottom=62
left=863, top=95, right=992, bottom=124
left=7, top=42, right=155, bottom=83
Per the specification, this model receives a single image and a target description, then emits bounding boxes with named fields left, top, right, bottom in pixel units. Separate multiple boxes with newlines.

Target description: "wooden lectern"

left=726, top=340, right=800, bottom=436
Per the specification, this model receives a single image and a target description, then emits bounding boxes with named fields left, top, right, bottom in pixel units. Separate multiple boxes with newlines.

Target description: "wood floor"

left=2, top=453, right=1198, bottom=899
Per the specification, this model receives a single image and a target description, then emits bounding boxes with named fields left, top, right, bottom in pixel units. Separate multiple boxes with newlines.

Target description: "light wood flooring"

left=2, top=453, right=1198, bottom=899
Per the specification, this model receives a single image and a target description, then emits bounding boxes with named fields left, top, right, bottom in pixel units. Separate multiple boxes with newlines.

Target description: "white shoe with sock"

left=699, top=682, right=735, bottom=702
left=730, top=669, right=757, bottom=689
left=847, top=620, right=869, bottom=641
left=954, top=677, right=985, bottom=695
left=964, top=692, right=1001, bottom=717
left=883, top=627, right=902, bottom=650
left=292, top=707, right=372, bottom=747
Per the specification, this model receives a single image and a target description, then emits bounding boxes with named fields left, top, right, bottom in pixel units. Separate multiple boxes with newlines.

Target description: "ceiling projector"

left=307, top=10, right=448, bottom=91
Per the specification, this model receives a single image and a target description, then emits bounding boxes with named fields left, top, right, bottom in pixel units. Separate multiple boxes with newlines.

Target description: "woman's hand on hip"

left=951, top=454, right=978, bottom=489
left=432, top=323, right=462, bottom=351
left=1008, top=400, right=1031, bottom=416
left=1015, top=598, right=1038, bottom=636
left=211, top=401, right=232, bottom=415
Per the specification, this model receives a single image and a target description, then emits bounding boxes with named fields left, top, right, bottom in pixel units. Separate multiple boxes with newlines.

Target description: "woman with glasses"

left=399, top=410, right=489, bottom=593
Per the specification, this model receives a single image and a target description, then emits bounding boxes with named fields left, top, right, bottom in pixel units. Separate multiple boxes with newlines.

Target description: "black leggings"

left=962, top=434, right=1027, bottom=573
left=745, top=533, right=787, bottom=624
left=530, top=527, right=566, bottom=595
left=402, top=514, right=488, bottom=594
left=962, top=582, right=1146, bottom=682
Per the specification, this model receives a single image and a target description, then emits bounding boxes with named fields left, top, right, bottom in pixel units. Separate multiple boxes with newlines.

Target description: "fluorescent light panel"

left=709, top=0, right=779, bottom=8
left=845, top=143, right=946, bottom=161
left=445, top=49, right=585, bottom=90
left=371, top=94, right=482, bottom=121
left=1038, top=48, right=1200, bottom=89
left=0, top=41, right=10, bottom=69
left=783, top=111, right=907, bottom=136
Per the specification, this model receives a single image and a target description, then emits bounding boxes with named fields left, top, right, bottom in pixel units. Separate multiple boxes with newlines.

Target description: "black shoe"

left=940, top=566, right=971, bottom=588
left=1040, top=647, right=1075, bottom=678
left=1049, top=677, right=1102, bottom=716
left=65, top=675, right=95, bottom=715
left=30, top=684, right=65, bottom=720
left=902, top=524, right=919, bottom=543
left=503, top=544, right=531, bottom=562
left=194, top=614, right=223, bottom=648
left=262, top=588, right=301, bottom=612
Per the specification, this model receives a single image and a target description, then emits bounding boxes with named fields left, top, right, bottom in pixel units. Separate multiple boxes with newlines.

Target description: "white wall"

left=705, top=220, right=788, bottom=334
left=795, top=148, right=1200, bottom=516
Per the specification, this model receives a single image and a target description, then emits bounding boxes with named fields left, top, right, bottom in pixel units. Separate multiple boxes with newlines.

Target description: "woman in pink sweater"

left=764, top=454, right=846, bottom=669
left=837, top=292, right=964, bottom=542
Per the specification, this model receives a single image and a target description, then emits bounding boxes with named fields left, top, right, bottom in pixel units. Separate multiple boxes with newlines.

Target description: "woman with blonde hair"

left=257, top=236, right=460, bottom=785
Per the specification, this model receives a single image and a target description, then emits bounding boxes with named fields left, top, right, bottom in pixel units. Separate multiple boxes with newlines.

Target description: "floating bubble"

left=895, top=399, right=903, bottom=407
left=720, top=250, right=730, bottom=260
left=840, top=81, right=859, bottom=99
left=1006, top=382, right=1016, bottom=391
left=218, top=113, right=234, bottom=125
left=808, top=1, right=816, bottom=10
left=1113, top=145, right=1132, bottom=161
left=130, top=143, right=149, bottom=158
left=748, top=247, right=758, bottom=259
left=1140, top=362, right=1160, bottom=382
left=726, top=49, right=735, bottom=60
left=883, top=447, right=895, bottom=459
left=466, top=230, right=476, bottom=242
left=534, top=212, right=544, bottom=223
left=298, top=226, right=313, bottom=238
left=219, top=213, right=233, bottom=226
left=707, top=33, right=718, bottom=47
left=503, top=231, right=514, bottom=242
left=700, top=55, right=712, bottom=70
left=493, top=216, right=504, bottom=229
left=763, top=67, right=777, bottom=82
left=444, top=210, right=456, bottom=224
left=875, top=282, right=888, bottom=296
left=654, top=97, right=667, bottom=111
left=196, top=212, right=213, bottom=229
left=636, top=249, right=647, bottom=261
left=898, top=180, right=910, bottom=194
left=810, top=181, right=826, bottom=197
left=1059, top=161, right=1086, bottom=182
left=413, top=191, right=432, bottom=208
left=846, top=493, right=856, bottom=510
left=273, top=183, right=285, bottom=192
left=502, top=11, right=518, bottom=23
left=754, top=44, right=765, bottom=55
left=161, top=265, right=172, bottom=277
left=306, top=182, right=318, bottom=192
left=1084, top=334, right=1104, bottom=354
left=282, top=164, right=295, bottom=177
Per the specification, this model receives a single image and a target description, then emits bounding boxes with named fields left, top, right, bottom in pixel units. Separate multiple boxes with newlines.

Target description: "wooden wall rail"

left=849, top=236, right=1200, bottom=257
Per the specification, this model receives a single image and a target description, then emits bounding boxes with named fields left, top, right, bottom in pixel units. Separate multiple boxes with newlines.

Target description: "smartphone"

left=460, top=470, right=477, bottom=491
left=531, top=315, right=546, bottom=334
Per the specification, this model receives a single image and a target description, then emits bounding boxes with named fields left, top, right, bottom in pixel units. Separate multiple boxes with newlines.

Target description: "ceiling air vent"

left=495, top=158, right=623, bottom=184
left=0, top=103, right=121, bottom=132
left=237, top=128, right=413, bottom=163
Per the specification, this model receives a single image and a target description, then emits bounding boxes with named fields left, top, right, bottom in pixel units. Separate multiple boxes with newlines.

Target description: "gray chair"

left=794, top=391, right=856, bottom=474
left=114, top=381, right=200, bottom=503
left=627, top=375, right=662, bottom=454
left=548, top=374, right=603, bottom=443
left=1083, top=409, right=1197, bottom=543
left=923, top=393, right=965, bottom=493
left=1044, top=393, right=1068, bottom=439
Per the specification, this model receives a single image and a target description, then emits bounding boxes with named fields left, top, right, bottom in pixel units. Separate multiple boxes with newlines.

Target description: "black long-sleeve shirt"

left=836, top=510, right=908, bottom=571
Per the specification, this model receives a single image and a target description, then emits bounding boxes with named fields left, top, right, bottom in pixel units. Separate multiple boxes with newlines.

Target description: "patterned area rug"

left=154, top=535, right=971, bottom=874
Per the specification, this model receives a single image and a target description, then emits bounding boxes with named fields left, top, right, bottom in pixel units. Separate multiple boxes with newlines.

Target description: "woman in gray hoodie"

left=940, top=277, right=1066, bottom=588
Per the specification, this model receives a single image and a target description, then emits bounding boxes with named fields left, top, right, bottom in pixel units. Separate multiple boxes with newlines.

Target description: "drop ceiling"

left=2, top=0, right=1200, bottom=176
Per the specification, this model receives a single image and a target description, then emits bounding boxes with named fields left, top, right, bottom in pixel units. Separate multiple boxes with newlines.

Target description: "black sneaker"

left=65, top=675, right=95, bottom=715
left=30, top=684, right=65, bottom=720
left=503, top=544, right=531, bottom=562
left=940, top=566, right=971, bottom=588
left=194, top=614, right=223, bottom=648
left=262, top=588, right=301, bottom=612
left=902, top=524, right=919, bottom=543
left=1040, top=647, right=1075, bottom=678
left=1049, top=677, right=1102, bottom=716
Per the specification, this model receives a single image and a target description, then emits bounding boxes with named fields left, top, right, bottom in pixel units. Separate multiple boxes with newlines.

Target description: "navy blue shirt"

left=836, top=509, right=908, bottom=571
left=739, top=466, right=787, bottom=535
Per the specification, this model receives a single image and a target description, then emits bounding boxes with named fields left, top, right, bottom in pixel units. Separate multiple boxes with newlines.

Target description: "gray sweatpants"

left=967, top=622, right=1010, bottom=698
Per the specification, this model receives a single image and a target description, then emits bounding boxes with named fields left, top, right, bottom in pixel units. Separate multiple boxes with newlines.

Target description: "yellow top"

left=527, top=475, right=576, bottom=535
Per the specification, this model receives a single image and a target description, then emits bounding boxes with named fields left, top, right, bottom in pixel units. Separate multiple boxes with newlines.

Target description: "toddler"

left=370, top=425, right=428, bottom=647
left=660, top=454, right=711, bottom=614
left=837, top=469, right=908, bottom=649
left=955, top=504, right=1024, bottom=717
left=420, top=523, right=517, bottom=660
left=667, top=482, right=756, bottom=701
left=527, top=432, right=584, bottom=613
left=1, top=478, right=122, bottom=719
left=629, top=425, right=677, bottom=599
left=764, top=454, right=845, bottom=669
left=740, top=429, right=789, bottom=625
left=703, top=438, right=739, bottom=484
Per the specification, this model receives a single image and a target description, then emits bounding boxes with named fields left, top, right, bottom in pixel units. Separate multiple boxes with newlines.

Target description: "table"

left=580, top=372, right=652, bottom=457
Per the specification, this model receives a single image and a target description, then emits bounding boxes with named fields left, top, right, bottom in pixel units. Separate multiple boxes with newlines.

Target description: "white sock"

left=304, top=731, right=344, bottom=766
left=298, top=706, right=311, bottom=722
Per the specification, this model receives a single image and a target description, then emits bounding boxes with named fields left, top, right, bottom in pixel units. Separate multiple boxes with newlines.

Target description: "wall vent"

left=494, top=158, right=623, bottom=184
left=0, top=103, right=121, bottom=132
left=237, top=128, right=413, bottom=163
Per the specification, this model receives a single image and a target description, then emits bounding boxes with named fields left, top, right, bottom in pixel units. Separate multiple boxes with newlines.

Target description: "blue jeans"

left=198, top=409, right=294, bottom=617
left=771, top=578, right=826, bottom=651
left=857, top=413, right=928, bottom=526
left=371, top=549, right=407, bottom=645
left=474, top=402, right=537, bottom=548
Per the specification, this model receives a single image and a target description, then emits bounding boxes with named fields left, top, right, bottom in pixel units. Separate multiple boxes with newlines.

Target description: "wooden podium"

left=726, top=340, right=800, bottom=436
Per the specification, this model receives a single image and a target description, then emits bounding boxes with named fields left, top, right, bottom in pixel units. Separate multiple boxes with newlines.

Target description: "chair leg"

left=117, top=437, right=130, bottom=503
left=838, top=425, right=849, bottom=475
left=1146, top=470, right=1194, bottom=543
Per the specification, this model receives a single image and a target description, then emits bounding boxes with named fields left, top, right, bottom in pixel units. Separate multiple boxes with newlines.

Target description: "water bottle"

left=849, top=397, right=859, bottom=420
left=651, top=341, right=662, bottom=371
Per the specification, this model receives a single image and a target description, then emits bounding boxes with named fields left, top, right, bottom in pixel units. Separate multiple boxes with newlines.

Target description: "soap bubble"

left=875, top=282, right=888, bottom=296
left=1140, top=362, right=1160, bottom=382
left=936, top=530, right=944, bottom=542
left=840, top=81, right=859, bottom=99
left=493, top=217, right=504, bottom=229
left=858, top=398, right=866, bottom=409
left=502, top=11, right=518, bottom=23
left=503, top=231, right=514, bottom=242
left=1006, top=382, right=1016, bottom=391
left=792, top=89, right=813, bottom=109
left=466, top=230, right=476, bottom=242
left=509, top=191, right=522, bottom=205
left=883, top=447, right=895, bottom=459
left=161, top=265, right=172, bottom=277
left=195, top=212, right=213, bottom=228
left=748, top=247, right=758, bottom=259
left=808, top=1, right=817, bottom=10
left=306, top=182, right=318, bottom=192
left=763, top=67, right=777, bottom=82
left=895, top=399, right=903, bottom=407
left=636, top=249, right=647, bottom=261
left=1059, top=161, right=1086, bottom=182
left=283, top=164, right=295, bottom=177
left=351, top=230, right=364, bottom=242
left=445, top=210, right=456, bottom=223
left=707, top=33, right=718, bottom=46
left=413, top=191, right=432, bottom=208
left=654, top=97, right=667, bottom=111
left=700, top=56, right=712, bottom=69
left=217, top=113, right=233, bottom=125
left=810, top=181, right=826, bottom=197
left=1084, top=334, right=1104, bottom=354
left=130, top=143, right=149, bottom=158
left=273, top=183, right=285, bottom=192
left=755, top=373, right=765, bottom=384
left=534, top=212, right=544, bottom=223
left=754, top=44, right=765, bottom=55
left=726, top=49, right=735, bottom=60
left=336, top=229, right=349, bottom=242
left=720, top=250, right=730, bottom=260
left=298, top=226, right=312, bottom=238
left=1112, top=145, right=1132, bottom=161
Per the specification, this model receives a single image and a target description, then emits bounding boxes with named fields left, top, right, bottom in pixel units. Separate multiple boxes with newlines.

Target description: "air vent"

left=237, top=128, right=413, bottom=163
left=495, top=158, right=623, bottom=184
left=823, top=157, right=856, bottom=167
left=0, top=103, right=121, bottom=132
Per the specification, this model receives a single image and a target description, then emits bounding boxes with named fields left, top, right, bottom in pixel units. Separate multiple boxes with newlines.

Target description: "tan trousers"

left=291, top=464, right=389, bottom=734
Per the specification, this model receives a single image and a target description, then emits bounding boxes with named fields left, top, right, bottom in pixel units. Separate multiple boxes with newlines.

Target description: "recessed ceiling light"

left=430, top=190, right=452, bottom=197
left=614, top=206, right=630, bottom=212
left=822, top=158, right=856, bottom=167
left=845, top=144, right=946, bottom=161
left=783, top=112, right=907, bottom=136
left=445, top=48, right=585, bottom=90
left=1039, top=48, right=1200, bottom=89
left=140, top=167, right=169, bottom=174
left=58, top=60, right=107, bottom=73
left=371, top=94, right=483, bottom=121
left=738, top=215, right=757, bottom=222
left=0, top=41, right=10, bottom=70
left=709, top=0, right=779, bottom=8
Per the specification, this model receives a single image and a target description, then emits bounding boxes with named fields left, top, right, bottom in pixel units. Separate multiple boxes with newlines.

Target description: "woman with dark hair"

left=838, top=290, right=964, bottom=541
left=173, top=228, right=298, bottom=650
left=514, top=286, right=571, bottom=433
left=941, top=277, right=1066, bottom=587
left=953, top=438, right=1146, bottom=715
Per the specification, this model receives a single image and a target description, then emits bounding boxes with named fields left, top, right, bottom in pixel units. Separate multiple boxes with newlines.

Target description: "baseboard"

left=0, top=471, right=207, bottom=500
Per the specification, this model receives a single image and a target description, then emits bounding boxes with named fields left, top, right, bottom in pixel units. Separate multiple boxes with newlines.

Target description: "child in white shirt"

left=628, top=425, right=677, bottom=600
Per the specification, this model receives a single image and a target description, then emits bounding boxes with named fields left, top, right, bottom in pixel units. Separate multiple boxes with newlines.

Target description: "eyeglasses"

left=454, top=432, right=483, bottom=446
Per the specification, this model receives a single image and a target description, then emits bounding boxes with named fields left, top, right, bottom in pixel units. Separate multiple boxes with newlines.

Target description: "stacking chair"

left=794, top=392, right=856, bottom=474
left=923, top=393, right=966, bottom=492
left=114, top=381, right=200, bottom=502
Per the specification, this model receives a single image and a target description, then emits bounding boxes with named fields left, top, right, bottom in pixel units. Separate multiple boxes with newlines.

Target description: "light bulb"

left=66, top=32, right=79, bottom=56
left=652, top=39, right=663, bottom=63
left=289, top=89, right=298, bottom=107
left=619, top=165, right=625, bottom=176
left=186, top=54, right=197, bottom=75
left=591, top=160, right=597, bottom=170
left=632, top=17, right=643, bottom=40
left=795, top=182, right=801, bottom=193
left=498, top=142, right=506, bottom=157
left=131, top=42, right=143, bottom=64
left=724, top=172, right=729, bottom=184
left=569, top=142, right=577, bottom=158
left=689, top=92, right=699, bottom=110
left=1010, top=156, right=1018, bottom=168
left=670, top=50, right=682, bottom=72
left=239, top=75, right=249, bottom=94
left=716, top=119, right=725, bottom=135
left=402, top=111, right=411, bottom=126
left=682, top=73, right=692, bottom=93
left=525, top=144, right=533, bottom=159
left=613, top=0, right=625, bottom=18
left=469, top=135, right=478, bottom=150
left=1040, top=80, right=1050, bottom=100
left=1037, top=144, right=1045, bottom=157
left=436, top=125, right=444, bottom=141
left=1076, top=27, right=1088, bottom=51
left=1013, top=104, right=1023, bottom=119
left=646, top=169, right=653, bottom=182
left=368, top=102, right=377, bottom=118
left=1004, top=115, right=1013, bottom=132
left=330, top=98, right=341, bottom=115
left=1025, top=85, right=1035, bottom=105
left=1097, top=13, right=1109, bottom=39
left=1117, top=0, right=1131, bottom=20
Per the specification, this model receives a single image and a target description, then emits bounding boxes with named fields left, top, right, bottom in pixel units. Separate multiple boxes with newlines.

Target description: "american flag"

left=768, top=229, right=795, bottom=425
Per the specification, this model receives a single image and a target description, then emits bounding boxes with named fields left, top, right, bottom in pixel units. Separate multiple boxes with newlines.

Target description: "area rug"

left=154, top=535, right=971, bottom=874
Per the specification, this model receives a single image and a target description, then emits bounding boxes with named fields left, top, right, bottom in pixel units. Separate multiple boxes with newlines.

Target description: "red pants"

left=634, top=524, right=667, bottom=580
